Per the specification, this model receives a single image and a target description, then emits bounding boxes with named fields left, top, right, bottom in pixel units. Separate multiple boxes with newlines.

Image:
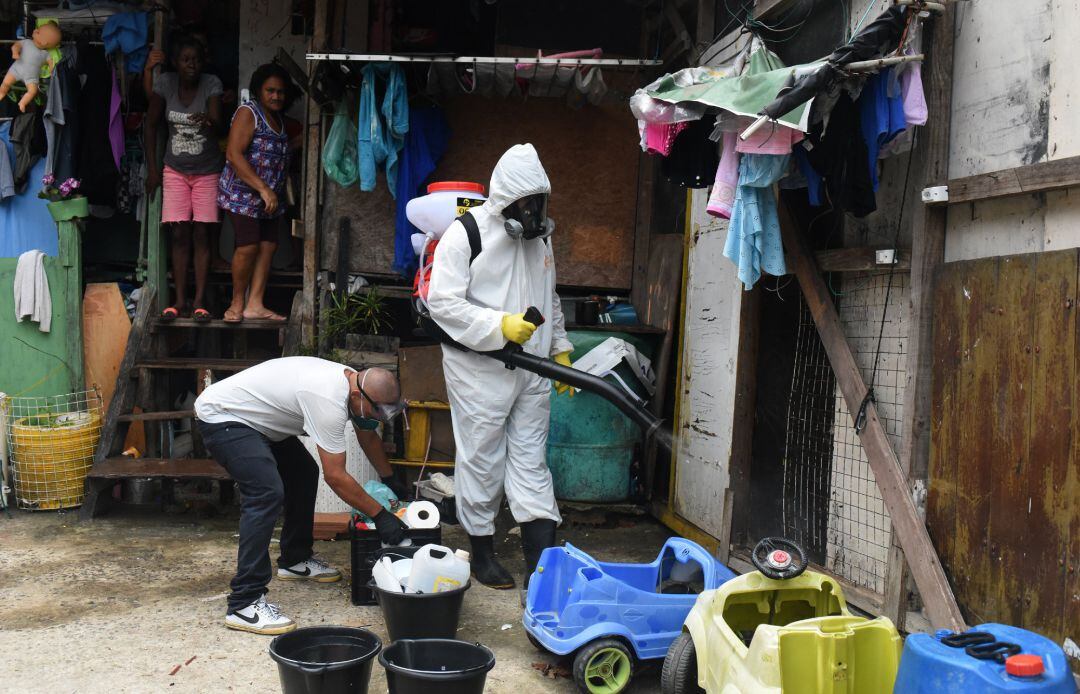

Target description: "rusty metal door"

left=929, top=249, right=1079, bottom=644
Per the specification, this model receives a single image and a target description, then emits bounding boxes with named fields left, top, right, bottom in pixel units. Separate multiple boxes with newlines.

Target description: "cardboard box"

left=398, top=345, right=448, bottom=403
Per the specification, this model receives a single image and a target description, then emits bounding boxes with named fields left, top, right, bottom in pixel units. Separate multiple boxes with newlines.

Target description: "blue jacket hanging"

left=358, top=63, right=409, bottom=196
left=393, top=105, right=450, bottom=276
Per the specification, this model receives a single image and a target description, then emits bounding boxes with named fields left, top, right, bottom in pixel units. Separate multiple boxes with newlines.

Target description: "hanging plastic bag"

left=323, top=100, right=358, bottom=187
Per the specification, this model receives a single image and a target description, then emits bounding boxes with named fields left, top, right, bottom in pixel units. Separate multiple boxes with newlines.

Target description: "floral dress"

left=217, top=100, right=288, bottom=219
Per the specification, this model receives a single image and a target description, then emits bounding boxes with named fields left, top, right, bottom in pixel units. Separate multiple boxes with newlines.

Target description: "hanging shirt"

left=102, top=12, right=149, bottom=74
left=153, top=72, right=225, bottom=175
left=859, top=68, right=907, bottom=190
left=804, top=92, right=877, bottom=218
left=735, top=118, right=805, bottom=156
left=357, top=63, right=408, bottom=196
left=0, top=122, right=58, bottom=257
left=724, top=154, right=789, bottom=290
left=707, top=131, right=739, bottom=219
left=0, top=131, right=15, bottom=199
left=393, top=105, right=450, bottom=276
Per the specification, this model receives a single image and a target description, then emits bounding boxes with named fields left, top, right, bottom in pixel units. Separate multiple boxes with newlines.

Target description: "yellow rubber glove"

left=553, top=351, right=575, bottom=397
left=501, top=313, right=538, bottom=344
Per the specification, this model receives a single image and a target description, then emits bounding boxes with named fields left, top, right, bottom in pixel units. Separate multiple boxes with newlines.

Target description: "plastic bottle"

left=405, top=545, right=471, bottom=594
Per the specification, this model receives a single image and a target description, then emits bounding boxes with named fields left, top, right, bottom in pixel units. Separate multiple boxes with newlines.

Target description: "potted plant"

left=39, top=173, right=88, bottom=222
left=320, top=287, right=399, bottom=362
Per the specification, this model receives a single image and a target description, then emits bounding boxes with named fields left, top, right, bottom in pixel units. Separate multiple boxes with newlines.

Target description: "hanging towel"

left=14, top=249, right=51, bottom=333
left=357, top=63, right=409, bottom=196
left=707, top=131, right=739, bottom=219
left=859, top=67, right=907, bottom=190
left=724, top=154, right=789, bottom=290
left=102, top=12, right=149, bottom=73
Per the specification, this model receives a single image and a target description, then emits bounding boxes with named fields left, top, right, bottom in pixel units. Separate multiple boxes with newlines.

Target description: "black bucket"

left=379, top=639, right=495, bottom=694
left=269, top=626, right=382, bottom=694
left=369, top=554, right=470, bottom=641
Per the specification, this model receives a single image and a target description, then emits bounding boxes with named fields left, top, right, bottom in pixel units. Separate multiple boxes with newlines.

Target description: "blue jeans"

left=198, top=420, right=319, bottom=613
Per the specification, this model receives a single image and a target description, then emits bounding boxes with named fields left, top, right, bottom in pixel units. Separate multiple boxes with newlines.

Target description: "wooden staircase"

left=80, top=285, right=301, bottom=519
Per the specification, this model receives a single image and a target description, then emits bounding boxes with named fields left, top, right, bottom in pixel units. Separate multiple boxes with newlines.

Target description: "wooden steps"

left=134, top=357, right=260, bottom=372
left=92, top=457, right=230, bottom=480
left=153, top=318, right=288, bottom=330
left=117, top=409, right=194, bottom=422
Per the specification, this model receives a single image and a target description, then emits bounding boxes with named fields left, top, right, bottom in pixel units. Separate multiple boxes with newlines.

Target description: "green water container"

left=546, top=330, right=654, bottom=502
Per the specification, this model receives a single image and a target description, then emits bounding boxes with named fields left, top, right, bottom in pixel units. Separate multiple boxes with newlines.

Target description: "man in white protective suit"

left=426, top=143, right=574, bottom=590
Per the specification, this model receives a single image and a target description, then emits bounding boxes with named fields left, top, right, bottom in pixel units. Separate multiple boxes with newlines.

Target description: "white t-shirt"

left=194, top=356, right=352, bottom=454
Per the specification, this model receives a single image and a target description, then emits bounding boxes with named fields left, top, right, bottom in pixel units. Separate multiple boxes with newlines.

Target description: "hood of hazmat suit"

left=425, top=143, right=569, bottom=537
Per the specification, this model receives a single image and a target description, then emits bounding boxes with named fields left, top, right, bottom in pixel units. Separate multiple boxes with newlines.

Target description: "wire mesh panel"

left=782, top=272, right=908, bottom=595
left=3, top=389, right=103, bottom=511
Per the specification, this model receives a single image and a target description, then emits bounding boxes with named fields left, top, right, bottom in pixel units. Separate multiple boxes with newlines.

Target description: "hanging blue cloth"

left=357, top=63, right=409, bottom=196
left=102, top=12, right=150, bottom=74
left=393, top=105, right=450, bottom=276
left=859, top=67, right=907, bottom=190
left=0, top=123, right=58, bottom=258
left=723, top=154, right=789, bottom=290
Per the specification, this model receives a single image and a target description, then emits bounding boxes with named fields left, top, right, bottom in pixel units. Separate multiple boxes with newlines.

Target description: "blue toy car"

left=523, top=537, right=737, bottom=694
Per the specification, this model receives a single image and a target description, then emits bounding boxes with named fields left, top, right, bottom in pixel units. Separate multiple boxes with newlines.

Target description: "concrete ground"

left=0, top=503, right=671, bottom=693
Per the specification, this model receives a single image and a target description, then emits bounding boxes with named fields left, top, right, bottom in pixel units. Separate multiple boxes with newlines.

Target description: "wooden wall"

left=322, top=95, right=641, bottom=289
left=930, top=249, right=1079, bottom=641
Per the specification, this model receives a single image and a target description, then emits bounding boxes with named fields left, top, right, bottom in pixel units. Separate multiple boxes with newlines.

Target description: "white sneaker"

left=225, top=597, right=296, bottom=635
left=277, top=555, right=342, bottom=583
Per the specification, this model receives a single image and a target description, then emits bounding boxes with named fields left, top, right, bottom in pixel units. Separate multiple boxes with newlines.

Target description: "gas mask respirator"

left=503, top=194, right=554, bottom=241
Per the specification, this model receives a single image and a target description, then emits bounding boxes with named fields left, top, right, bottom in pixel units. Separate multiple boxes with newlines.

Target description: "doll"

left=0, top=21, right=62, bottom=112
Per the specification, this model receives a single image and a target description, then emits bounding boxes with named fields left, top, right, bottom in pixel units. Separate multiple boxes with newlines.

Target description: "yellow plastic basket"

left=11, top=409, right=101, bottom=510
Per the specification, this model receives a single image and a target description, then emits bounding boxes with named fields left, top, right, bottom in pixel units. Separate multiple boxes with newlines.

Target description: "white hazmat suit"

left=427, top=144, right=572, bottom=537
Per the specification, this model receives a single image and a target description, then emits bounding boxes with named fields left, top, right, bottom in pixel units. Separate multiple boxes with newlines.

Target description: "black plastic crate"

left=350, top=517, right=441, bottom=606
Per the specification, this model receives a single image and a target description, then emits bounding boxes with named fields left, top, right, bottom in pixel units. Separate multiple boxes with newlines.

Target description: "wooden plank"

left=728, top=281, right=760, bottom=549
left=630, top=154, right=656, bottom=314
left=778, top=201, right=965, bottom=631
left=813, top=247, right=912, bottom=272
left=83, top=283, right=132, bottom=414
left=153, top=318, right=288, bottom=330
left=399, top=345, right=449, bottom=403
left=932, top=155, right=1080, bottom=206
left=282, top=291, right=304, bottom=357
left=637, top=234, right=684, bottom=500
left=91, top=457, right=230, bottom=480
left=118, top=410, right=194, bottom=422
left=302, top=0, right=331, bottom=349
left=1068, top=253, right=1080, bottom=669
left=134, top=358, right=260, bottom=371
left=985, top=256, right=1036, bottom=626
left=885, top=3, right=957, bottom=629
left=1023, top=250, right=1076, bottom=636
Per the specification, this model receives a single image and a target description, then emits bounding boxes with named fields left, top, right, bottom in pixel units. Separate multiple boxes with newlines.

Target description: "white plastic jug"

left=404, top=182, right=486, bottom=240
left=405, top=545, right=471, bottom=594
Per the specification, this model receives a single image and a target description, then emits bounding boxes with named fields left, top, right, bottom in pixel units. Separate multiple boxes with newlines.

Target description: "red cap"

left=1005, top=655, right=1044, bottom=677
left=427, top=181, right=486, bottom=195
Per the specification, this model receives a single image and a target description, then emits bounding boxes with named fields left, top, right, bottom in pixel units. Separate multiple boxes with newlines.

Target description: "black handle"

left=523, top=306, right=545, bottom=326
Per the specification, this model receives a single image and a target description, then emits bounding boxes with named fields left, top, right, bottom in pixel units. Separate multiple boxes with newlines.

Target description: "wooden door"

left=930, top=249, right=1079, bottom=642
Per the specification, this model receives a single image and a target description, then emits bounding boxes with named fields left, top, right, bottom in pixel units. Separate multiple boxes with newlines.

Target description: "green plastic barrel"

left=546, top=331, right=654, bottom=502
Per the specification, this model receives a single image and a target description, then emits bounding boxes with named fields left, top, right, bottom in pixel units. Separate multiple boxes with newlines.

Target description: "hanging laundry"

left=662, top=118, right=718, bottom=188
left=0, top=131, right=13, bottom=199
left=9, top=110, right=45, bottom=191
left=42, top=58, right=65, bottom=176
left=900, top=61, right=928, bottom=126
left=724, top=154, right=789, bottom=290
left=735, top=116, right=805, bottom=156
left=108, top=69, right=124, bottom=170
left=393, top=105, right=450, bottom=277
left=102, top=11, right=149, bottom=73
left=14, top=249, right=51, bottom=333
left=76, top=42, right=119, bottom=207
left=357, top=63, right=408, bottom=196
left=707, top=131, right=739, bottom=219
left=859, top=67, right=907, bottom=190
left=0, top=123, right=58, bottom=257
left=51, top=55, right=79, bottom=184
left=803, top=93, right=877, bottom=218
left=644, top=121, right=687, bottom=156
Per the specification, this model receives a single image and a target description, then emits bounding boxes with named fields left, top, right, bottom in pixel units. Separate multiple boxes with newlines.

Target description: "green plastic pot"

left=47, top=196, right=89, bottom=222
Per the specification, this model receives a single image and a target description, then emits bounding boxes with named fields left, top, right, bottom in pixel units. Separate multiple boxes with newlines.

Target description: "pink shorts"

left=162, top=166, right=221, bottom=224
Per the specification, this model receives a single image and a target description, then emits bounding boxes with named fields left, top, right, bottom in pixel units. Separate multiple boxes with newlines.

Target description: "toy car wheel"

left=527, top=631, right=546, bottom=652
left=573, top=638, right=634, bottom=694
left=661, top=632, right=704, bottom=694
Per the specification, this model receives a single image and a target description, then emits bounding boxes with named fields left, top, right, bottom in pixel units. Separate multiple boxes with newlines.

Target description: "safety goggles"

left=357, top=385, right=407, bottom=423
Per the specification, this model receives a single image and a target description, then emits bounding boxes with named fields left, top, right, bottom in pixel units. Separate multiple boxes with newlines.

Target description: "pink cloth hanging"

left=901, top=61, right=928, bottom=126
left=645, top=121, right=688, bottom=157
left=735, top=119, right=804, bottom=156
left=707, top=131, right=739, bottom=219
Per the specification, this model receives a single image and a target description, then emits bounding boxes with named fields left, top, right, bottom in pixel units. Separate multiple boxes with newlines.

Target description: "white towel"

left=13, top=250, right=51, bottom=333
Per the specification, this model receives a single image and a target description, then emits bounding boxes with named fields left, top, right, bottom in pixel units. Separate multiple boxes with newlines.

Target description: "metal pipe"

left=483, top=348, right=673, bottom=454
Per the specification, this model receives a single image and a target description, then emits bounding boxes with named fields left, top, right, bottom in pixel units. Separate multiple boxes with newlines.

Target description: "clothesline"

left=740, top=53, right=925, bottom=141
left=306, top=53, right=661, bottom=68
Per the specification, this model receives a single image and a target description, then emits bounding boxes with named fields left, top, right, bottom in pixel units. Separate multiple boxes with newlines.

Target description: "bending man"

left=195, top=356, right=410, bottom=634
